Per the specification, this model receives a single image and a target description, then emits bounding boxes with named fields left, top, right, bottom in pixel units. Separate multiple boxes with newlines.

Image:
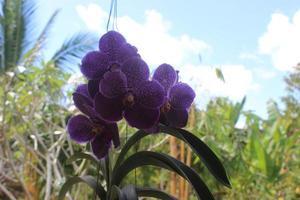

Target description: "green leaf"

left=58, top=176, right=106, bottom=200
left=215, top=68, right=225, bottom=82
left=109, top=185, right=138, bottom=200
left=233, top=96, right=246, bottom=126
left=120, top=185, right=138, bottom=200
left=110, top=185, right=124, bottom=200
left=112, top=151, right=215, bottom=200
left=114, top=125, right=231, bottom=188
left=66, top=152, right=99, bottom=166
left=251, top=131, right=275, bottom=179
left=136, top=187, right=178, bottom=200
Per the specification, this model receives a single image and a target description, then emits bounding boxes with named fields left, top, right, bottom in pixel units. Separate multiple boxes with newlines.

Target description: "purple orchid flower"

left=72, top=84, right=101, bottom=120
left=69, top=84, right=120, bottom=159
left=153, top=64, right=196, bottom=128
left=67, top=114, right=119, bottom=159
left=80, top=31, right=140, bottom=80
left=94, top=57, right=165, bottom=129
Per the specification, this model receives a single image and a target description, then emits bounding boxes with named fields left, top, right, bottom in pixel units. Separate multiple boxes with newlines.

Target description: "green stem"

left=105, top=155, right=110, bottom=192
left=94, top=163, right=101, bottom=200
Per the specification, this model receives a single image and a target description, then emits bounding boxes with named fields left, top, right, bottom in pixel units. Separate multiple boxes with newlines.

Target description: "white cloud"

left=179, top=64, right=259, bottom=101
left=239, top=52, right=264, bottom=63
left=252, top=67, right=277, bottom=80
left=76, top=4, right=107, bottom=32
left=76, top=3, right=257, bottom=101
left=259, top=10, right=300, bottom=71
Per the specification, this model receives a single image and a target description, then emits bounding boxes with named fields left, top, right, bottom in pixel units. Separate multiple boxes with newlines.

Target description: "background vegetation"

left=0, top=0, right=299, bottom=199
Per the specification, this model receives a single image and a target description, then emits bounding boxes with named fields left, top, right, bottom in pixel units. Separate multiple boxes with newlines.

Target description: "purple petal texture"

left=169, top=83, right=196, bottom=109
left=113, top=43, right=140, bottom=64
left=153, top=64, right=177, bottom=94
left=107, top=123, right=120, bottom=148
left=99, top=31, right=126, bottom=53
left=143, top=125, right=160, bottom=134
left=91, top=133, right=111, bottom=159
left=135, top=80, right=164, bottom=109
left=121, top=57, right=150, bottom=89
left=67, top=115, right=96, bottom=143
left=73, top=92, right=93, bottom=113
left=75, top=84, right=90, bottom=97
left=165, top=108, right=189, bottom=128
left=94, top=92, right=124, bottom=122
left=80, top=51, right=109, bottom=79
left=99, top=71, right=127, bottom=98
left=124, top=105, right=160, bottom=129
left=88, top=79, right=100, bottom=98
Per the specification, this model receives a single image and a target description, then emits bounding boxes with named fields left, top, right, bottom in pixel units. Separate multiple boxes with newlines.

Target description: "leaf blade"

left=136, top=187, right=178, bottom=200
left=112, top=151, right=215, bottom=200
left=66, top=152, right=99, bottom=166
left=58, top=175, right=106, bottom=200
left=114, top=125, right=231, bottom=188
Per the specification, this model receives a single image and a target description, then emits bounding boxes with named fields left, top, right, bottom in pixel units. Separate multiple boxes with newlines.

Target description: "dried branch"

left=0, top=182, right=17, bottom=200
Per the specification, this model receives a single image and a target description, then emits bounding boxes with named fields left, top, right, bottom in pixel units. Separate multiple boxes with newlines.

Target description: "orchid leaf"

left=112, top=151, right=215, bottom=200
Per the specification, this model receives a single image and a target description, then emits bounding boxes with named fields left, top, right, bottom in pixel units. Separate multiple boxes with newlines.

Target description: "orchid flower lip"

left=109, top=62, right=121, bottom=71
left=160, top=101, right=171, bottom=113
left=122, top=92, right=135, bottom=107
left=91, top=126, right=104, bottom=135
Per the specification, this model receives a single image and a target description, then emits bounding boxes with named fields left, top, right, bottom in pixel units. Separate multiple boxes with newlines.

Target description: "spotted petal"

left=165, top=108, right=189, bottom=128
left=114, top=43, right=140, bottom=64
left=169, top=83, right=195, bottom=109
left=135, top=80, right=164, bottom=109
left=91, top=134, right=111, bottom=160
left=94, top=92, right=124, bottom=122
left=121, top=57, right=149, bottom=89
left=88, top=79, right=100, bottom=98
left=75, top=84, right=90, bottom=97
left=80, top=51, right=109, bottom=79
left=124, top=105, right=160, bottom=129
left=153, top=64, right=177, bottom=94
left=99, top=31, right=126, bottom=53
left=67, top=115, right=96, bottom=143
left=73, top=93, right=92, bottom=113
left=99, top=71, right=127, bottom=98
left=107, top=123, right=120, bottom=148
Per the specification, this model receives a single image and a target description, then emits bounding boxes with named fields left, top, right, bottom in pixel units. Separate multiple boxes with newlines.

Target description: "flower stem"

left=94, top=162, right=101, bottom=200
left=105, top=155, right=110, bottom=191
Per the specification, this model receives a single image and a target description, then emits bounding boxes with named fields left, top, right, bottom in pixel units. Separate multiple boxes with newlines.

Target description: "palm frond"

left=51, top=32, right=96, bottom=69
left=22, top=10, right=59, bottom=67
left=0, top=0, right=37, bottom=72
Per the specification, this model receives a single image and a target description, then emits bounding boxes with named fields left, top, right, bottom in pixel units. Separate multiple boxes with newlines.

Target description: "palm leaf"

left=0, top=0, right=36, bottom=72
left=22, top=10, right=59, bottom=67
left=51, top=32, right=96, bottom=69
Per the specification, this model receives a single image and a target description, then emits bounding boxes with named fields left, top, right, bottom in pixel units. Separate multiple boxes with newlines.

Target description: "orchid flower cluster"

left=67, top=31, right=195, bottom=159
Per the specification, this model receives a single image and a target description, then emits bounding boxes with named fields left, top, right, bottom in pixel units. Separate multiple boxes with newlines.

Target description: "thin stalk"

left=94, top=163, right=101, bottom=200
left=105, top=155, right=110, bottom=189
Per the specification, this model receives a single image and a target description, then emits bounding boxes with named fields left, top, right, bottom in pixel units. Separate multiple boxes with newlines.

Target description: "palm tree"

left=0, top=1, right=96, bottom=199
left=0, top=0, right=95, bottom=73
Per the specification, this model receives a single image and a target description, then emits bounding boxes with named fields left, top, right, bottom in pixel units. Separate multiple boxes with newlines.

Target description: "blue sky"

left=36, top=0, right=300, bottom=118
